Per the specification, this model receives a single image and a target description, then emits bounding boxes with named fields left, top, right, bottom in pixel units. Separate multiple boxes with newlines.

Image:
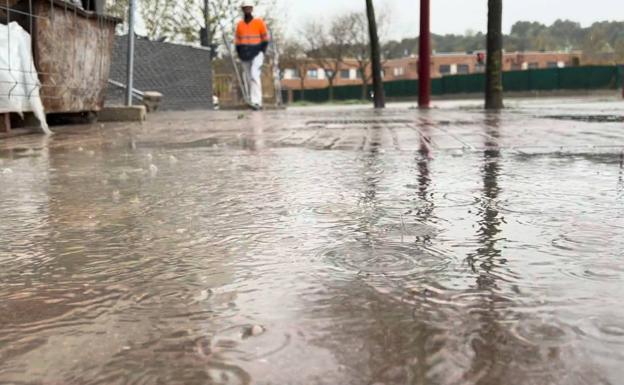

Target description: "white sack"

left=0, top=22, right=51, bottom=134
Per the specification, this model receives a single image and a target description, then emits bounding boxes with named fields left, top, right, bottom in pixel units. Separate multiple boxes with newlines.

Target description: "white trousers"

left=241, top=52, right=264, bottom=106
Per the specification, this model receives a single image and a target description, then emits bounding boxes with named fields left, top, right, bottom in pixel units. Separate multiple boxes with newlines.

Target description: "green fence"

left=284, top=65, right=623, bottom=103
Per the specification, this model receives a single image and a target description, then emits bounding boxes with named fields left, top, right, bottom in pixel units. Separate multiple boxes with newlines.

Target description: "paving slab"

left=0, top=97, right=623, bottom=385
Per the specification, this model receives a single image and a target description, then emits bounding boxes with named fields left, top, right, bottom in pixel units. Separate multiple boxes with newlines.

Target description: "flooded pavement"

left=1, top=98, right=623, bottom=385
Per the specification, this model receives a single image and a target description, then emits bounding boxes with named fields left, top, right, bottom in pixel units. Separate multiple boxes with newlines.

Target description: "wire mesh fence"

left=1, top=0, right=120, bottom=131
left=1, top=0, right=284, bottom=132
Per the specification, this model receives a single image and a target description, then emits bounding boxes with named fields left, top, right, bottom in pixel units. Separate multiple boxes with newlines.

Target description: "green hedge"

left=284, top=65, right=622, bottom=103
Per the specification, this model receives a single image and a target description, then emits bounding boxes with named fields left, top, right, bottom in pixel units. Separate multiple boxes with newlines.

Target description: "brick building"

left=281, top=51, right=582, bottom=90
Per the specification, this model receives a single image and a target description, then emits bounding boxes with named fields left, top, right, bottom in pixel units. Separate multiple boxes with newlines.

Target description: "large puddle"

left=1, top=103, right=623, bottom=384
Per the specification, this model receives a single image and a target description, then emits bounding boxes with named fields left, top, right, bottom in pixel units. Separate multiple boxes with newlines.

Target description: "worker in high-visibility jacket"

left=235, top=2, right=270, bottom=110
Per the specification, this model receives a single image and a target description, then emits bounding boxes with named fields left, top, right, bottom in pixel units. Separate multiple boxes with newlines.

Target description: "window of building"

left=393, top=67, right=405, bottom=77
left=340, top=69, right=351, bottom=79
left=325, top=69, right=335, bottom=78
left=547, top=61, right=558, bottom=68
left=528, top=62, right=539, bottom=69
left=511, top=63, right=522, bottom=71
left=356, top=70, right=363, bottom=79
left=457, top=64, right=470, bottom=74
left=439, top=65, right=451, bottom=75
left=307, top=68, right=318, bottom=79
left=284, top=68, right=299, bottom=79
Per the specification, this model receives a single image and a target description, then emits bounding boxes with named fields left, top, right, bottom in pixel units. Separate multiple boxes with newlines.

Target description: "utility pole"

left=366, top=0, right=385, bottom=108
left=418, top=0, right=431, bottom=108
left=202, top=0, right=214, bottom=109
left=125, top=0, right=136, bottom=106
left=485, top=0, right=504, bottom=109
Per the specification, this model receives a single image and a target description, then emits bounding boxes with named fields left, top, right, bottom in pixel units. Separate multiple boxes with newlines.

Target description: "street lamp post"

left=418, top=0, right=431, bottom=108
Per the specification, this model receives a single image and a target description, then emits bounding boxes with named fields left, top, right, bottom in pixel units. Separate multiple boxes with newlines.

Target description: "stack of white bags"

left=0, top=22, right=51, bottom=134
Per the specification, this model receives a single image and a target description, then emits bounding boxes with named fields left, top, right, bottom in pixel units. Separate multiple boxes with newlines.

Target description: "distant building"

left=281, top=51, right=582, bottom=91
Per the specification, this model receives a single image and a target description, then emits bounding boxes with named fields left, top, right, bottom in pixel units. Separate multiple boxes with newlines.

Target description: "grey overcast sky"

left=273, top=0, right=623, bottom=40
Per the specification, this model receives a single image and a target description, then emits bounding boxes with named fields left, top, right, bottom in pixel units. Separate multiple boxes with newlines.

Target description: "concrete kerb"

left=98, top=106, right=147, bottom=122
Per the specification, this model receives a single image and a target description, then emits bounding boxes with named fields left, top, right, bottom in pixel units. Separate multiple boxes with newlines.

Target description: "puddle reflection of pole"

left=462, top=113, right=507, bottom=381
left=467, top=113, right=503, bottom=286
left=415, top=116, right=434, bottom=225
left=463, top=114, right=563, bottom=384
left=413, top=115, right=435, bottom=385
left=359, top=125, right=383, bottom=230
left=349, top=124, right=384, bottom=245
left=243, top=113, right=266, bottom=151
left=618, top=151, right=623, bottom=199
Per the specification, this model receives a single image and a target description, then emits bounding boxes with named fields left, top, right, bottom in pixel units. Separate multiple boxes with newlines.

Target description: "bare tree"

left=347, top=10, right=387, bottom=100
left=304, top=16, right=355, bottom=102
left=106, top=0, right=277, bottom=45
left=366, top=0, right=385, bottom=108
left=106, top=0, right=202, bottom=42
left=485, top=0, right=504, bottom=109
left=280, top=41, right=309, bottom=101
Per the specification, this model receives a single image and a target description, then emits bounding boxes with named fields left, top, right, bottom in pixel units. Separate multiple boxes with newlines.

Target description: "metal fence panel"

left=333, top=84, right=362, bottom=100
left=290, top=65, right=621, bottom=104
left=384, top=79, right=418, bottom=98
left=292, top=87, right=328, bottom=103
left=529, top=68, right=560, bottom=91
left=558, top=66, right=617, bottom=90
left=1, top=0, right=120, bottom=116
left=503, top=70, right=530, bottom=92
left=440, top=73, right=485, bottom=94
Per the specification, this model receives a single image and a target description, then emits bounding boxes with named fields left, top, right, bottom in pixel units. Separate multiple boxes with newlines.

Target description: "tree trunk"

left=359, top=69, right=367, bottom=100
left=328, top=80, right=335, bottom=102
left=485, top=0, right=504, bottom=109
left=300, top=77, right=306, bottom=102
left=202, top=0, right=214, bottom=110
left=366, top=0, right=385, bottom=108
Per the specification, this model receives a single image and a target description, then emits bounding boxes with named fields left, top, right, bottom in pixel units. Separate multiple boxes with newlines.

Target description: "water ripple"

left=318, top=241, right=450, bottom=277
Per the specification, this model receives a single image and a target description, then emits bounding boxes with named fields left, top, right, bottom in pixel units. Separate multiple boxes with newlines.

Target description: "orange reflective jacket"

left=235, top=18, right=269, bottom=46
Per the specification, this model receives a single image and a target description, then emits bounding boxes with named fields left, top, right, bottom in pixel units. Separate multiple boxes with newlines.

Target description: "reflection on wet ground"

left=1, top=100, right=623, bottom=384
left=544, top=114, right=624, bottom=123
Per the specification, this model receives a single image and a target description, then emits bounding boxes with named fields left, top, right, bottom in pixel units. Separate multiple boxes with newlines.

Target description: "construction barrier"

left=284, top=65, right=622, bottom=104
